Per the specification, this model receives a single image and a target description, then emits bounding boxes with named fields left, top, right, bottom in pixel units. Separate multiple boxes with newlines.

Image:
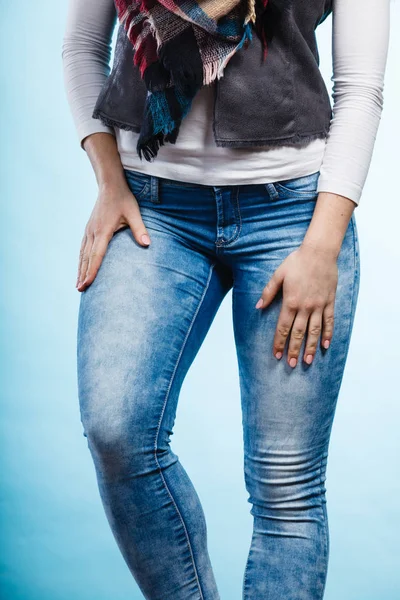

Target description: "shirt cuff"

left=317, top=177, right=362, bottom=207
left=78, top=120, right=116, bottom=150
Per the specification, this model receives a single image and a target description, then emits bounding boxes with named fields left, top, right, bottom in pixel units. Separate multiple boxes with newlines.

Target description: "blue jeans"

left=77, top=169, right=360, bottom=600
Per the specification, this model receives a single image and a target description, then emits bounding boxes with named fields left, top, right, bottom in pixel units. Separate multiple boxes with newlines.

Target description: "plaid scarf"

left=114, top=0, right=286, bottom=160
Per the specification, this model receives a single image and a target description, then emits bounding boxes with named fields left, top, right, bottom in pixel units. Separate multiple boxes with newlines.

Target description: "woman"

left=62, top=1, right=389, bottom=598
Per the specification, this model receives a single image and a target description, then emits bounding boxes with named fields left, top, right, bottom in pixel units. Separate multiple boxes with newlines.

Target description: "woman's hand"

left=75, top=132, right=152, bottom=292
left=254, top=190, right=357, bottom=367
left=76, top=180, right=151, bottom=291
left=255, top=242, right=338, bottom=367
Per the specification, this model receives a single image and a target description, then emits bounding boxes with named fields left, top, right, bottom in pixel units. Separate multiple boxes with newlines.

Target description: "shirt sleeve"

left=316, top=0, right=390, bottom=205
left=61, top=0, right=117, bottom=149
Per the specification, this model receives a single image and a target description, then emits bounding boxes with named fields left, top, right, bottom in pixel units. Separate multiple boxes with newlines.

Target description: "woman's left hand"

left=255, top=242, right=339, bottom=367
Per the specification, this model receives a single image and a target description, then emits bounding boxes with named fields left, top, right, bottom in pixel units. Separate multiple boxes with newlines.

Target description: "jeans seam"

left=224, top=186, right=242, bottom=245
left=214, top=187, right=224, bottom=244
left=348, top=215, right=359, bottom=331
left=334, top=214, right=359, bottom=370
left=153, top=262, right=217, bottom=600
left=318, top=453, right=329, bottom=600
left=215, top=187, right=242, bottom=247
left=317, top=216, right=359, bottom=599
left=242, top=544, right=253, bottom=600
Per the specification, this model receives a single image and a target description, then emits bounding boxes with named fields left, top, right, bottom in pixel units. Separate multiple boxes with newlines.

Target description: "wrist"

left=300, top=236, right=341, bottom=259
left=83, top=132, right=128, bottom=192
left=98, top=172, right=128, bottom=193
left=301, top=191, right=356, bottom=259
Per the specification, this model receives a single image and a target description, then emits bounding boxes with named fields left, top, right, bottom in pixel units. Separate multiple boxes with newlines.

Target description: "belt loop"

left=150, top=175, right=160, bottom=204
left=265, top=182, right=279, bottom=200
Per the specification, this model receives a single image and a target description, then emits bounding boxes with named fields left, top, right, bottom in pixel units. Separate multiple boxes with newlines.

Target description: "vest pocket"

left=274, top=171, right=320, bottom=198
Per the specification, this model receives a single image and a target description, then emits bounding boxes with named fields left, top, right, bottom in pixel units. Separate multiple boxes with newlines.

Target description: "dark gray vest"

left=92, top=0, right=333, bottom=149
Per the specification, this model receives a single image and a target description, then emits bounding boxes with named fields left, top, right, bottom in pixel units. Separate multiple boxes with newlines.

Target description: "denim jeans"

left=77, top=169, right=360, bottom=600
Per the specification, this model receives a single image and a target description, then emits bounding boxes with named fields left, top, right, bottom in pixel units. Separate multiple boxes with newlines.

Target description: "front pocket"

left=124, top=169, right=151, bottom=202
left=274, top=171, right=320, bottom=198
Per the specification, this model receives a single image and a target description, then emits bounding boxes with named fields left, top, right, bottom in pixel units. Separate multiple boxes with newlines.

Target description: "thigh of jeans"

left=231, top=179, right=361, bottom=454
left=76, top=221, right=231, bottom=456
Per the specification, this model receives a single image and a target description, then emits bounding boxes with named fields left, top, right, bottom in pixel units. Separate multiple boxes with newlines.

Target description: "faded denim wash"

left=77, top=168, right=360, bottom=600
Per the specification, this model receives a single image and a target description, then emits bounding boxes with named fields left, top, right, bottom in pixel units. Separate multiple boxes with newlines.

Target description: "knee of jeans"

left=244, top=448, right=328, bottom=514
left=82, top=413, right=155, bottom=480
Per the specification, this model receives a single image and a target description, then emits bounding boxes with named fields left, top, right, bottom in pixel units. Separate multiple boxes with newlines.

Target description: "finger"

left=272, top=305, right=296, bottom=361
left=303, top=309, right=323, bottom=365
left=76, top=234, right=87, bottom=287
left=321, top=302, right=335, bottom=349
left=125, top=202, right=152, bottom=247
left=82, top=229, right=114, bottom=288
left=256, top=266, right=284, bottom=309
left=287, top=311, right=309, bottom=368
left=77, top=234, right=90, bottom=288
left=77, top=234, right=93, bottom=291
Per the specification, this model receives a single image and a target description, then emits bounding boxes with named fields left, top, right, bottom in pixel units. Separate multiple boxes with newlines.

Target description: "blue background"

left=1, top=2, right=399, bottom=599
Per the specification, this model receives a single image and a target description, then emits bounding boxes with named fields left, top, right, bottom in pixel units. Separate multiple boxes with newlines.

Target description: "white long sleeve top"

left=61, top=0, right=390, bottom=205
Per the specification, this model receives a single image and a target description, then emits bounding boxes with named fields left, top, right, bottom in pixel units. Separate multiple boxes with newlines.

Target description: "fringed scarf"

left=113, top=0, right=287, bottom=160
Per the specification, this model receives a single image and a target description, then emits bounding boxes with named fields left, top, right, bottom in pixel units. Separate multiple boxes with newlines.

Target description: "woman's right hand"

left=76, top=179, right=151, bottom=292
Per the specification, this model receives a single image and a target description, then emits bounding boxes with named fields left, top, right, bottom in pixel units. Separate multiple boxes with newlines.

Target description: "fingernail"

left=255, top=298, right=263, bottom=309
left=141, top=234, right=151, bottom=245
left=275, top=351, right=283, bottom=360
left=323, top=340, right=330, bottom=349
left=289, top=357, right=297, bottom=368
left=305, top=354, right=313, bottom=364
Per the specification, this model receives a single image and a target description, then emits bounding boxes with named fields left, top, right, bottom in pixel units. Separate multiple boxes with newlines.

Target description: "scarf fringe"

left=137, top=131, right=165, bottom=161
left=137, top=127, right=181, bottom=161
left=203, top=22, right=253, bottom=85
